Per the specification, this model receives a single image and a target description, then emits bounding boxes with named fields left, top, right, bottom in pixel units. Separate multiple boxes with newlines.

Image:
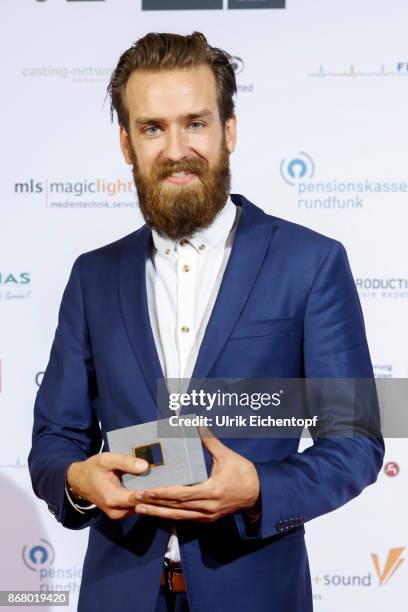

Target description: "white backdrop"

left=0, top=0, right=406, bottom=610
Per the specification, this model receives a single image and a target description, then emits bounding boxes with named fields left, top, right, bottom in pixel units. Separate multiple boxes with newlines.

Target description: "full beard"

left=129, top=142, right=231, bottom=240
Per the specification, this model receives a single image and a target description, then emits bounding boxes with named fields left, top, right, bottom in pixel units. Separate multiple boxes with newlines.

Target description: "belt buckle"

left=163, top=559, right=175, bottom=592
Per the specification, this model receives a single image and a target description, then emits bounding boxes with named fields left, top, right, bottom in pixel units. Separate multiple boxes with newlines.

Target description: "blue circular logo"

left=280, top=152, right=315, bottom=185
left=22, top=539, right=55, bottom=572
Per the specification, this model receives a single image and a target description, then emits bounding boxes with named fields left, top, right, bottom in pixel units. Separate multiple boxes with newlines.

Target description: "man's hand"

left=129, top=429, right=260, bottom=523
left=66, top=453, right=149, bottom=520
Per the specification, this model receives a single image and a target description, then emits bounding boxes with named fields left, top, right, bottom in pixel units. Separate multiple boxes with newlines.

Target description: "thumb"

left=101, top=452, right=149, bottom=475
left=198, top=426, right=227, bottom=458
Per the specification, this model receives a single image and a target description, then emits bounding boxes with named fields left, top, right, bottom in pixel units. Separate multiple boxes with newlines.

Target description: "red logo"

left=384, top=462, right=400, bottom=477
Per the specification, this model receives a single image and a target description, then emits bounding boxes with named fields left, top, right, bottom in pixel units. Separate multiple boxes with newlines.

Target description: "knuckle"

left=201, top=514, right=215, bottom=523
left=98, top=453, right=110, bottom=469
left=208, top=500, right=220, bottom=513
left=211, top=484, right=222, bottom=500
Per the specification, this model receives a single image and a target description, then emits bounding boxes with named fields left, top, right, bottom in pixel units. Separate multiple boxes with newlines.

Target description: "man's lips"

left=163, top=172, right=198, bottom=185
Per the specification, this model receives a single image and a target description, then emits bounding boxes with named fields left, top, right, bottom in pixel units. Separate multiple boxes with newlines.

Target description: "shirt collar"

left=151, top=196, right=236, bottom=257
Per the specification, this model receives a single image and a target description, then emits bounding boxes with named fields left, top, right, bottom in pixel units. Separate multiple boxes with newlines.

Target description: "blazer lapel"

left=191, top=195, right=275, bottom=381
left=118, top=196, right=276, bottom=406
left=118, top=225, right=164, bottom=406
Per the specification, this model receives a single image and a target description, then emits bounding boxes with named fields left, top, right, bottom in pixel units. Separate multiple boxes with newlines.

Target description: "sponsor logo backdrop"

left=0, top=0, right=406, bottom=610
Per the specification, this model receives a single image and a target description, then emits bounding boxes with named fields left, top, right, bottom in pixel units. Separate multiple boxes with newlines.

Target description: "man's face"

left=119, top=65, right=237, bottom=239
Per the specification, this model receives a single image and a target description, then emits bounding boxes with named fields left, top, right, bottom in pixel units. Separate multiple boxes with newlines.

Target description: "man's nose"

left=162, top=127, right=190, bottom=162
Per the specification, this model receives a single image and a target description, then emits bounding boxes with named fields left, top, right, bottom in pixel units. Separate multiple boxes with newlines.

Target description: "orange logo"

left=371, top=548, right=405, bottom=585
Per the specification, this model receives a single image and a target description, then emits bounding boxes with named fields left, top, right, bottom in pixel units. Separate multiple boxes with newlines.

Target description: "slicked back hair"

left=107, top=31, right=237, bottom=131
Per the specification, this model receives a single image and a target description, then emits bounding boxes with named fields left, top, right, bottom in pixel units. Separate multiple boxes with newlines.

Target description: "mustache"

left=153, top=157, right=209, bottom=181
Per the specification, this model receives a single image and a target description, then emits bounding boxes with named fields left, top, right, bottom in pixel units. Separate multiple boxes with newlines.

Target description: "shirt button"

left=165, top=248, right=171, bottom=255
left=182, top=264, right=190, bottom=272
left=198, top=244, right=206, bottom=251
left=181, top=326, right=190, bottom=333
left=180, top=239, right=188, bottom=246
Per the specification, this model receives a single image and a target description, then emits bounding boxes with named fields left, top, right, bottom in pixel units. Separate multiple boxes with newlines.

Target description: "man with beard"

left=29, top=32, right=384, bottom=612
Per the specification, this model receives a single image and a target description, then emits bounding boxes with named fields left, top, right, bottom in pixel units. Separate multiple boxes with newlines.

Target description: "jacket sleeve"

left=28, top=256, right=102, bottom=529
left=235, top=240, right=384, bottom=540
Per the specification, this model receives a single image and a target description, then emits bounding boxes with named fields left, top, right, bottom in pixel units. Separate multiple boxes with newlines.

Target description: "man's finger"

left=198, top=426, right=227, bottom=457
left=134, top=498, right=218, bottom=513
left=97, top=479, right=142, bottom=508
left=99, top=452, right=149, bottom=474
left=135, top=503, right=211, bottom=521
left=129, top=480, right=212, bottom=504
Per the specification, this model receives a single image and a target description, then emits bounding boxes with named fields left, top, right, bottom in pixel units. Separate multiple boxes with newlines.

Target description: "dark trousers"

left=154, top=588, right=190, bottom=612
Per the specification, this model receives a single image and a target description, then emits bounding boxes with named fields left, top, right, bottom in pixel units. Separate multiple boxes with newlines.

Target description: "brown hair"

left=107, top=31, right=237, bottom=131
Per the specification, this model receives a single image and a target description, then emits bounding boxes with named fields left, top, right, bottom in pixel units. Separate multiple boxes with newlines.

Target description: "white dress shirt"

left=67, top=196, right=240, bottom=564
left=146, top=196, right=239, bottom=562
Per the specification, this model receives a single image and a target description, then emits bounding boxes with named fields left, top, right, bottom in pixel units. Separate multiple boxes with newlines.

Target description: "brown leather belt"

left=160, top=561, right=186, bottom=592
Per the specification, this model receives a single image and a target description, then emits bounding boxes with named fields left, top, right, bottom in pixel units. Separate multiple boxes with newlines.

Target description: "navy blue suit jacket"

left=28, top=194, right=384, bottom=612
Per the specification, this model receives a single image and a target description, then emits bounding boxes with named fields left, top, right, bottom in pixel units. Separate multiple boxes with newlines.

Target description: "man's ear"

left=224, top=113, right=237, bottom=154
left=119, top=126, right=133, bottom=165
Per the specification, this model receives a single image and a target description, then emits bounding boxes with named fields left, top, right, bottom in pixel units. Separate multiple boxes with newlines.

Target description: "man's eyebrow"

left=134, top=109, right=213, bottom=126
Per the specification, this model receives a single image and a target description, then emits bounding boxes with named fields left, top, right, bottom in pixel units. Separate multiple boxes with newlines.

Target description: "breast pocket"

left=229, top=317, right=295, bottom=340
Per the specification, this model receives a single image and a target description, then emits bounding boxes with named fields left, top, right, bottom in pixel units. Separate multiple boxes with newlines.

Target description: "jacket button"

left=48, top=504, right=58, bottom=516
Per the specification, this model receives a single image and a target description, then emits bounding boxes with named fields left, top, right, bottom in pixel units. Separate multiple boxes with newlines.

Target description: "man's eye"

left=144, top=126, right=161, bottom=135
left=143, top=123, right=204, bottom=134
